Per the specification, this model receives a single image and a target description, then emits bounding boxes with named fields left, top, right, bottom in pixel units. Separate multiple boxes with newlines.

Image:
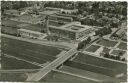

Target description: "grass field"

left=1, top=37, right=62, bottom=65
left=73, top=52, right=126, bottom=70
left=0, top=73, right=27, bottom=82
left=41, top=70, right=99, bottom=83
left=41, top=65, right=122, bottom=83
left=117, top=42, right=127, bottom=50
left=96, top=39, right=118, bottom=47
left=58, top=66, right=120, bottom=82
left=69, top=52, right=127, bottom=78
left=1, top=56, right=41, bottom=69
left=85, top=45, right=100, bottom=52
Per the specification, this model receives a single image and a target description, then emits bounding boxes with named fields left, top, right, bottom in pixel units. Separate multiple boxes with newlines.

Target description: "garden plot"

left=96, top=39, right=118, bottom=47
left=117, top=42, right=127, bottom=50
left=85, top=45, right=101, bottom=53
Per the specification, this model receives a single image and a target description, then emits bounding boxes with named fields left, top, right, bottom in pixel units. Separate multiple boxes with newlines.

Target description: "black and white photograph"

left=0, top=1, right=127, bottom=83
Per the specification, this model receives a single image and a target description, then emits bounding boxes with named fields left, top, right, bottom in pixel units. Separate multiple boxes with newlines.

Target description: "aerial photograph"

left=0, top=1, right=127, bottom=83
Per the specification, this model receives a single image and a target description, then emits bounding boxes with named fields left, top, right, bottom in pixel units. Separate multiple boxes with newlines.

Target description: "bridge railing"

left=26, top=48, right=77, bottom=81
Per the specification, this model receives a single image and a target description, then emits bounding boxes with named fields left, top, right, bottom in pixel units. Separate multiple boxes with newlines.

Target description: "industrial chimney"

left=45, top=15, right=50, bottom=35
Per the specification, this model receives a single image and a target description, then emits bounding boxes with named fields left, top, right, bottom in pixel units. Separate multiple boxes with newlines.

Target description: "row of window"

left=49, top=16, right=73, bottom=22
left=78, top=29, right=92, bottom=38
left=50, top=28, right=75, bottom=39
left=19, top=30, right=41, bottom=38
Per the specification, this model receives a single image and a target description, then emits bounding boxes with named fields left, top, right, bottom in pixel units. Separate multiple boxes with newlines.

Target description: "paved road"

left=26, top=48, right=77, bottom=81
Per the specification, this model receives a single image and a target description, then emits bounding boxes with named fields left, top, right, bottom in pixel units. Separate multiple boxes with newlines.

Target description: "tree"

left=87, top=37, right=91, bottom=43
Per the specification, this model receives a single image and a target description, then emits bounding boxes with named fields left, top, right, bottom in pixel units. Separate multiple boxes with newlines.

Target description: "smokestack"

left=45, top=15, right=50, bottom=35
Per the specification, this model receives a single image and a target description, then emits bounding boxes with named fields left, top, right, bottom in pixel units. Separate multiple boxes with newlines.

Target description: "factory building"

left=18, top=28, right=46, bottom=39
left=49, top=15, right=73, bottom=23
left=49, top=22, right=95, bottom=40
left=45, top=7, right=62, bottom=12
left=61, top=9, right=78, bottom=14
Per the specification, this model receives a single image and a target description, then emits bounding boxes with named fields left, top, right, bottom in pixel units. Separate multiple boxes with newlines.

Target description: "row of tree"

left=43, top=1, right=127, bottom=28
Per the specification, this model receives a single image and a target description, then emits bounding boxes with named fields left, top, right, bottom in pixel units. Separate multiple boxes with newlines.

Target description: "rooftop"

left=11, top=14, right=45, bottom=24
left=17, top=23, right=42, bottom=32
left=18, top=28, right=43, bottom=35
left=39, top=10, right=58, bottom=15
left=45, top=7, right=62, bottom=11
left=49, top=14, right=73, bottom=20
left=50, top=22, right=94, bottom=33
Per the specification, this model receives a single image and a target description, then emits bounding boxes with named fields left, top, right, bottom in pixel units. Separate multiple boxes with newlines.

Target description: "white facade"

left=49, top=22, right=95, bottom=40
left=61, top=9, right=78, bottom=14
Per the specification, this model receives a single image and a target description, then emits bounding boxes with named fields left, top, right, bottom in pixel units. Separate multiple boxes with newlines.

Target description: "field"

left=85, top=45, right=100, bottom=52
left=96, top=39, right=118, bottom=47
left=0, top=73, right=27, bottom=82
left=1, top=56, right=41, bottom=69
left=42, top=65, right=122, bottom=83
left=58, top=66, right=120, bottom=82
left=1, top=37, right=62, bottom=65
left=41, top=69, right=99, bottom=83
left=67, top=52, right=127, bottom=78
left=117, top=42, right=127, bottom=50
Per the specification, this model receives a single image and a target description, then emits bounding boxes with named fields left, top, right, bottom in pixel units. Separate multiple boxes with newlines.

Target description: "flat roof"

left=49, top=15, right=73, bottom=20
left=17, top=23, right=43, bottom=32
left=39, top=10, right=58, bottom=15
left=49, top=22, right=93, bottom=33
left=12, top=14, right=45, bottom=24
left=55, top=13, right=78, bottom=18
left=18, top=28, right=43, bottom=34
left=45, top=7, right=62, bottom=11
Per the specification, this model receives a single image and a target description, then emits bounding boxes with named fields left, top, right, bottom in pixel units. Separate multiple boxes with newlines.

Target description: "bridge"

left=26, top=48, right=78, bottom=81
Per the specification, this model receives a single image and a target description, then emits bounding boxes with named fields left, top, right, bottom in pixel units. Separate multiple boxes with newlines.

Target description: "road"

left=26, top=48, right=77, bottom=81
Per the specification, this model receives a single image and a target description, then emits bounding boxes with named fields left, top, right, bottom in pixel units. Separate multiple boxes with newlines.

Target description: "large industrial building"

left=49, top=22, right=95, bottom=40
left=18, top=28, right=47, bottom=39
left=49, top=14, right=73, bottom=23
